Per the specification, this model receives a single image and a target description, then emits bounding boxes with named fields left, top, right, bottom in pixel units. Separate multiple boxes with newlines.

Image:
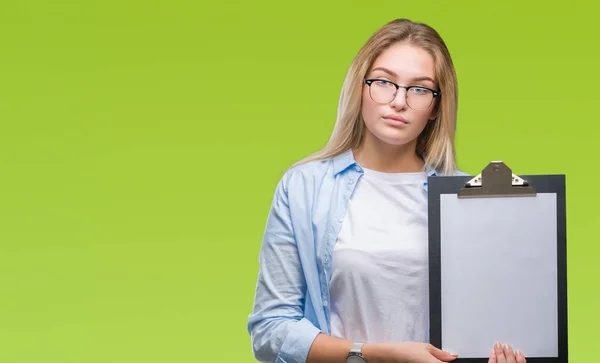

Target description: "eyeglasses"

left=364, top=78, right=441, bottom=111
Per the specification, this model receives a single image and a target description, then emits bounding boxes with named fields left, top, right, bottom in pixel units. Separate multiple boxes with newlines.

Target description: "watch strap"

left=350, top=342, right=364, bottom=354
left=347, top=342, right=366, bottom=362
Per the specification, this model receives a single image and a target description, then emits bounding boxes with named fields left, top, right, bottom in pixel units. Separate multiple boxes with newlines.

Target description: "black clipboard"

left=428, top=161, right=568, bottom=363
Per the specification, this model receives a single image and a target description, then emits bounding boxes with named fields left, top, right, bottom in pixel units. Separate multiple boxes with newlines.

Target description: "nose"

left=389, top=88, right=408, bottom=110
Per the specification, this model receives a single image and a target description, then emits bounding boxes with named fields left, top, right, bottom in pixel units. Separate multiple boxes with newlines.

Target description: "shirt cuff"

left=278, top=317, right=322, bottom=363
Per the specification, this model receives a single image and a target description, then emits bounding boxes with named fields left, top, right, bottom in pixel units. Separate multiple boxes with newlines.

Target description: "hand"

left=489, top=342, right=526, bottom=363
left=363, top=341, right=458, bottom=363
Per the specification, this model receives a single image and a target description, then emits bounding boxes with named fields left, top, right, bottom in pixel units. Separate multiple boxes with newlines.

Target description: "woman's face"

left=361, top=42, right=439, bottom=148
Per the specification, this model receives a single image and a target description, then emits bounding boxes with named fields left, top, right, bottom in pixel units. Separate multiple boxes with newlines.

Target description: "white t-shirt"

left=329, top=167, right=430, bottom=344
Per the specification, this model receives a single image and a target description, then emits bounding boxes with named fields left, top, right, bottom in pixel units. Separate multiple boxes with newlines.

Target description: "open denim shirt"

left=247, top=149, right=469, bottom=363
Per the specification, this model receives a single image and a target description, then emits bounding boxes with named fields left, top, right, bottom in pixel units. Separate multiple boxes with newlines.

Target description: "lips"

left=383, top=114, right=408, bottom=124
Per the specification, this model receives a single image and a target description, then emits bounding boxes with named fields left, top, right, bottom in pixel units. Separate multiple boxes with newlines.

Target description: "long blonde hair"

left=291, top=18, right=459, bottom=175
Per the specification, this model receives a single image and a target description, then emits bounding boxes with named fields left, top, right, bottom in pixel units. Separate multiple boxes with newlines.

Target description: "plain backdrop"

left=0, top=1, right=598, bottom=362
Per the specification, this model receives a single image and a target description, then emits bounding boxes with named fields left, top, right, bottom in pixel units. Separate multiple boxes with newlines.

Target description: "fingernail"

left=495, top=342, right=501, bottom=349
left=516, top=349, right=522, bottom=356
left=449, top=352, right=458, bottom=357
left=504, top=343, right=510, bottom=351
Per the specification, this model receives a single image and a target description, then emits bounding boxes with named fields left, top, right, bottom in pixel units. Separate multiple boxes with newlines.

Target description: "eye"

left=373, top=79, right=392, bottom=87
left=410, top=87, right=430, bottom=95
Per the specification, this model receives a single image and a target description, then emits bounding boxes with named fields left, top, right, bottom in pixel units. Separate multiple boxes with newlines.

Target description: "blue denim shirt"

left=247, top=149, right=468, bottom=363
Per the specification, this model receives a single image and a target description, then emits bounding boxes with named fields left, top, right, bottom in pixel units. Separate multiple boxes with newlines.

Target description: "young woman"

left=247, top=18, right=527, bottom=363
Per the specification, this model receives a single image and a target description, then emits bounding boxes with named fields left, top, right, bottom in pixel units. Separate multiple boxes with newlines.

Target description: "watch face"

left=347, top=355, right=366, bottom=363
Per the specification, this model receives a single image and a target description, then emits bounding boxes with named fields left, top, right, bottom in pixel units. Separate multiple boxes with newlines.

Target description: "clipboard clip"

left=458, top=161, right=537, bottom=198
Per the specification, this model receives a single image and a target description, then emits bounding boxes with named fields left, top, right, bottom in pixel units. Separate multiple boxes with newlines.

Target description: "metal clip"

left=458, top=161, right=536, bottom=198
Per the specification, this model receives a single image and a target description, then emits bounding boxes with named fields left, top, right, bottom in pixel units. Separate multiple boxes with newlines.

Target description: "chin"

left=381, top=138, right=414, bottom=146
left=374, top=130, right=417, bottom=147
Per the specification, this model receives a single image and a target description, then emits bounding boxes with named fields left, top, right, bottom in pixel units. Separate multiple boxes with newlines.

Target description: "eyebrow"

left=370, top=66, right=436, bottom=84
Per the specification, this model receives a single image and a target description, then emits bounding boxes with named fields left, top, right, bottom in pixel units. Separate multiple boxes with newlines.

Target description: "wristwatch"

left=346, top=342, right=366, bottom=363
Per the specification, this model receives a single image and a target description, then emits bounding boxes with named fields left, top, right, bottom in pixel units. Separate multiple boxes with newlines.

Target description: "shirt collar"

left=332, top=149, right=439, bottom=177
left=332, top=149, right=358, bottom=175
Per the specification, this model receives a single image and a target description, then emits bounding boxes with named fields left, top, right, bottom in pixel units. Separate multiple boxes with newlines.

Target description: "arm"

left=307, top=334, right=460, bottom=363
left=306, top=333, right=353, bottom=363
left=247, top=173, right=321, bottom=363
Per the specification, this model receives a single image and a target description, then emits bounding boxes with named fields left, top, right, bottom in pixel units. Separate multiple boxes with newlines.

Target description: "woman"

left=248, top=18, right=527, bottom=363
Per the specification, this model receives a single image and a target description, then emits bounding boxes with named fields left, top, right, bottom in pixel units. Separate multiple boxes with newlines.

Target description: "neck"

left=353, top=134, right=424, bottom=173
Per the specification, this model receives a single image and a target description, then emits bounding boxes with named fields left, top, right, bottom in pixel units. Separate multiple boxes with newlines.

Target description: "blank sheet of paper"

left=439, top=193, right=558, bottom=358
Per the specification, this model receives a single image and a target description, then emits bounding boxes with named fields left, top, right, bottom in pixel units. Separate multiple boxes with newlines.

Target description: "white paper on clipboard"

left=439, top=193, right=558, bottom=358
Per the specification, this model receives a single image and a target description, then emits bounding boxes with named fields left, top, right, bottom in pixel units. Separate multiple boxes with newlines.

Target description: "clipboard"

left=427, top=161, right=568, bottom=363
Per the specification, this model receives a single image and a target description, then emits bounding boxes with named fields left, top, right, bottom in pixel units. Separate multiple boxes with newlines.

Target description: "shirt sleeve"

left=247, top=172, right=322, bottom=363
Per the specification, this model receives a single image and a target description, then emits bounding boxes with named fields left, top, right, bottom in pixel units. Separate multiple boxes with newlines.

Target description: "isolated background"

left=1, top=0, right=598, bottom=362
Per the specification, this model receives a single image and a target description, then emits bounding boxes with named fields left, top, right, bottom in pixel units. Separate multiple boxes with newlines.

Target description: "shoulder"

left=266, top=157, right=338, bottom=218
left=279, top=158, right=336, bottom=193
left=452, top=169, right=471, bottom=176
left=429, top=166, right=471, bottom=177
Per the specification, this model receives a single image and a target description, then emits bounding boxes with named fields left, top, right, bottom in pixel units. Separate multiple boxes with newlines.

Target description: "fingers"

left=494, top=342, right=507, bottom=363
left=493, top=343, right=526, bottom=363
left=426, top=353, right=446, bottom=363
left=489, top=347, right=497, bottom=363
left=503, top=344, right=517, bottom=363
left=428, top=344, right=458, bottom=362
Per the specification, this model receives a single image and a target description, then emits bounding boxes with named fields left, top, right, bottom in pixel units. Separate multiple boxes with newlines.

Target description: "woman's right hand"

left=363, top=341, right=458, bottom=363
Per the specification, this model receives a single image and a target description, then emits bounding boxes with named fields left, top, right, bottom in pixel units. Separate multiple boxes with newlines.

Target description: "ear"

left=428, top=101, right=440, bottom=122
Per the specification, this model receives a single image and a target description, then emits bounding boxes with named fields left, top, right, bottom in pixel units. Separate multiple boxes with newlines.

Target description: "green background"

left=1, top=0, right=598, bottom=362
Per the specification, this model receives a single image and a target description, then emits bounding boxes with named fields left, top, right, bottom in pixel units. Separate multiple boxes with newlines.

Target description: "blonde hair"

left=291, top=18, right=459, bottom=175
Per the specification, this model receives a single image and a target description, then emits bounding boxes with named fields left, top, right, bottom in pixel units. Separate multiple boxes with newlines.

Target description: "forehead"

left=370, top=43, right=435, bottom=79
